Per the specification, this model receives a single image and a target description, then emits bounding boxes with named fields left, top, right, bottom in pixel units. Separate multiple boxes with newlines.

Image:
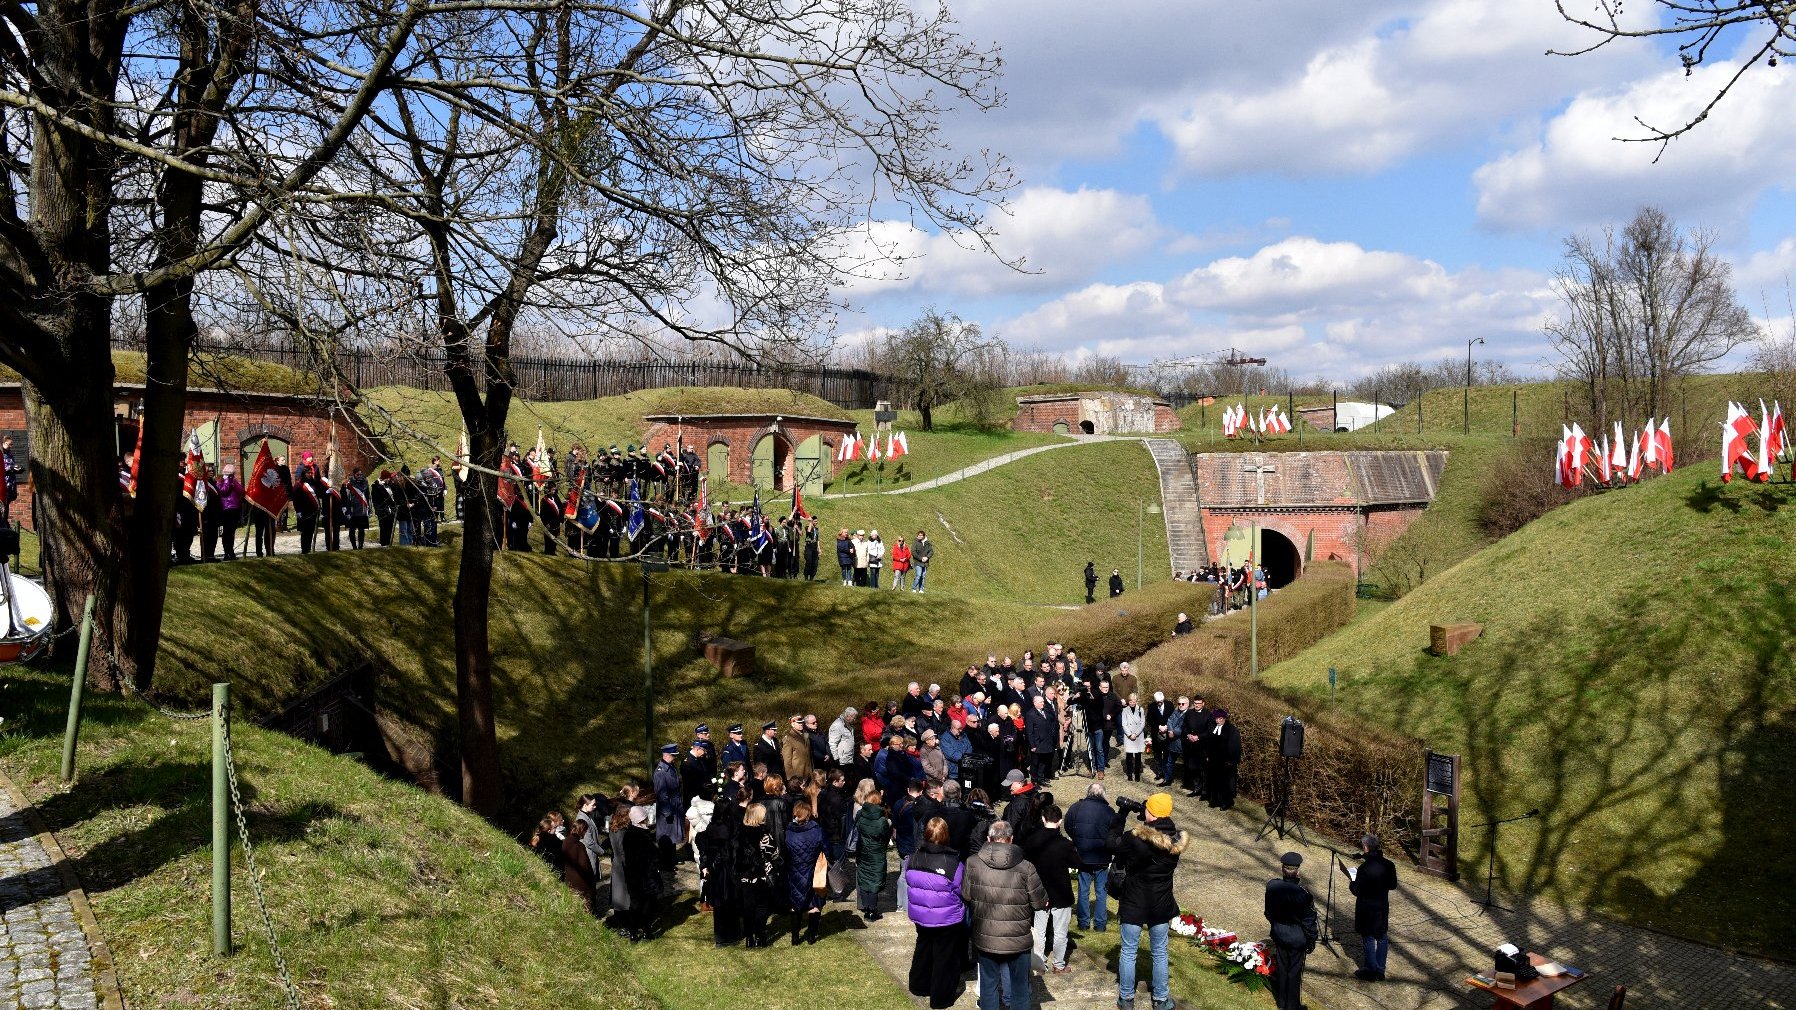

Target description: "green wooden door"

left=794, top=435, right=827, bottom=497
left=752, top=434, right=776, bottom=489
left=708, top=442, right=730, bottom=489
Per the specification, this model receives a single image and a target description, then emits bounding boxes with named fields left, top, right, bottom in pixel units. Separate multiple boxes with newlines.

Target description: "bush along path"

left=0, top=771, right=120, bottom=1010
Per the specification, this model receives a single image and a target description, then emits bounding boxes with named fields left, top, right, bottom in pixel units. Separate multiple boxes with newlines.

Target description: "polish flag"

left=1626, top=429, right=1644, bottom=482
left=888, top=431, right=909, bottom=458
left=1768, top=401, right=1788, bottom=462
left=182, top=430, right=204, bottom=501
left=1222, top=406, right=1236, bottom=438
left=1754, top=400, right=1777, bottom=482
left=867, top=434, right=881, bottom=462
left=1596, top=435, right=1613, bottom=484
left=1641, top=418, right=1658, bottom=470
left=1610, top=422, right=1628, bottom=475
left=1569, top=423, right=1592, bottom=487
left=836, top=434, right=854, bottom=463
left=850, top=433, right=864, bottom=461
left=1655, top=418, right=1673, bottom=471
left=1721, top=402, right=1757, bottom=482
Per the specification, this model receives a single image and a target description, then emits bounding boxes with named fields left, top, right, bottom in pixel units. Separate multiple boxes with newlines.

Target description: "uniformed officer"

left=1264, top=852, right=1319, bottom=1010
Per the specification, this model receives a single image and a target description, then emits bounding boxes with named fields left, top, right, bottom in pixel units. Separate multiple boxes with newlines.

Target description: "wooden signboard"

left=1419, top=750, right=1460, bottom=880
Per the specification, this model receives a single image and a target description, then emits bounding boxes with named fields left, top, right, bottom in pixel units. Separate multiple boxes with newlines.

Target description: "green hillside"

left=1262, top=464, right=1796, bottom=956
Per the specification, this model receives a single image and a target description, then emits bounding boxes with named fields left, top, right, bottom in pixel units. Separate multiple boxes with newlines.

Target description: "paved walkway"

left=0, top=779, right=116, bottom=1010
left=819, top=437, right=1120, bottom=500
left=1043, top=768, right=1792, bottom=1010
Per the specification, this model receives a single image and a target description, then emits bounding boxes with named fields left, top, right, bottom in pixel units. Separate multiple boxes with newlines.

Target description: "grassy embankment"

left=1262, top=463, right=1796, bottom=957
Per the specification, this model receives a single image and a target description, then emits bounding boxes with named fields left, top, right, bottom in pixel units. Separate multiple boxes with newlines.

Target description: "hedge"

left=1129, top=564, right=1423, bottom=850
left=1012, top=579, right=1213, bottom=670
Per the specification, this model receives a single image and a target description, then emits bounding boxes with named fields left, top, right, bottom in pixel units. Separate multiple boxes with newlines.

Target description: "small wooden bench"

left=702, top=635, right=756, bottom=678
left=1430, top=622, right=1483, bottom=656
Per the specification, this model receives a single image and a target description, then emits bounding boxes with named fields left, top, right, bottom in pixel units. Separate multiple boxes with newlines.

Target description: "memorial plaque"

left=1427, top=750, right=1457, bottom=794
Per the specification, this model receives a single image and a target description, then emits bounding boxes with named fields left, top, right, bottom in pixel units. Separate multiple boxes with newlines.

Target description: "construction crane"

left=1150, top=347, right=1267, bottom=369
left=1126, top=347, right=1269, bottom=398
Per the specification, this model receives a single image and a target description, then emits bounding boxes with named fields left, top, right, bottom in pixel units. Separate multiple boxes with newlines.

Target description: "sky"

left=831, top=0, right=1796, bottom=382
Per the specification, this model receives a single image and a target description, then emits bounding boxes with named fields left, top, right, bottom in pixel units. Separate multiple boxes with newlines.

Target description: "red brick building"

left=641, top=412, right=860, bottom=496
left=0, top=383, right=383, bottom=530
left=1192, top=450, right=1447, bottom=584
left=1013, top=391, right=1180, bottom=435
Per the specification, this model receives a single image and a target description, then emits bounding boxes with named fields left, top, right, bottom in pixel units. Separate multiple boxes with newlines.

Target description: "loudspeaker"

left=1279, top=716, right=1305, bottom=758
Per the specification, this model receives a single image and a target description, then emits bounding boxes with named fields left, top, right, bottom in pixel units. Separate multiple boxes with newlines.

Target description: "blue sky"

left=833, top=0, right=1796, bottom=382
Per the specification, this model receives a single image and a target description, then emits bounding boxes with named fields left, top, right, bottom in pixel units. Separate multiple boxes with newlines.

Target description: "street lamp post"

left=1137, top=499, right=1162, bottom=588
left=1249, top=521, right=1259, bottom=677
left=1465, top=337, right=1485, bottom=435
left=641, top=558, right=671, bottom=768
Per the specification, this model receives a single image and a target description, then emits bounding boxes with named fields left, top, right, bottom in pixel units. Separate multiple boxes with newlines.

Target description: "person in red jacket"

left=891, top=536, right=913, bottom=591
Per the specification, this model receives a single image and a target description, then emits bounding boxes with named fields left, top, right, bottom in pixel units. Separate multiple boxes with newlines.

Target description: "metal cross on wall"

left=1241, top=457, right=1277, bottom=505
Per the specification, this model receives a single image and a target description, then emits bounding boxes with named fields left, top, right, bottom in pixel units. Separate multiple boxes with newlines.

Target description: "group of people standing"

left=833, top=528, right=933, bottom=591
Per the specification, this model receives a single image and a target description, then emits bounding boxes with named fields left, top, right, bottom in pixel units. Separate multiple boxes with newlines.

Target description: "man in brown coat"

left=965, top=820, right=1049, bottom=1010
left=781, top=715, right=814, bottom=782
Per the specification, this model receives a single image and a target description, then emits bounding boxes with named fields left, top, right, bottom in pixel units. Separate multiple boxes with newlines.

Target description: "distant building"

left=1013, top=391, right=1180, bottom=435
left=1295, top=401, right=1395, bottom=432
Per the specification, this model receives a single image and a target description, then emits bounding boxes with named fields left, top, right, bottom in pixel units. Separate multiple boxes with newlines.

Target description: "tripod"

left=1255, top=756, right=1308, bottom=844
left=1061, top=706, right=1092, bottom=776
left=1464, top=808, right=1539, bottom=915
left=1316, top=848, right=1349, bottom=956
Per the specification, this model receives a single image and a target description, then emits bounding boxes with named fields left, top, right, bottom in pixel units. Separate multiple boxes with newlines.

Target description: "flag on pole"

left=1222, top=406, right=1236, bottom=438
left=867, top=434, right=881, bottom=462
left=748, top=488, right=769, bottom=551
left=1596, top=434, right=1613, bottom=484
left=1721, top=402, right=1757, bottom=482
left=564, top=463, right=582, bottom=519
left=497, top=457, right=522, bottom=507
left=625, top=479, right=645, bottom=540
left=532, top=428, right=550, bottom=487
left=245, top=441, right=289, bottom=517
left=836, top=433, right=856, bottom=463
left=1626, top=429, right=1643, bottom=482
left=888, top=431, right=909, bottom=458
left=1769, top=401, right=1788, bottom=462
left=792, top=484, right=811, bottom=520
left=1753, top=399, right=1776, bottom=482
left=1655, top=418, right=1674, bottom=471
left=1642, top=418, right=1658, bottom=470
left=126, top=420, right=144, bottom=498
left=182, top=430, right=203, bottom=502
left=1610, top=421, right=1628, bottom=475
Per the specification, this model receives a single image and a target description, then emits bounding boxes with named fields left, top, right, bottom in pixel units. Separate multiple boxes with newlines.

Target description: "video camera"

left=1115, top=796, right=1146, bottom=819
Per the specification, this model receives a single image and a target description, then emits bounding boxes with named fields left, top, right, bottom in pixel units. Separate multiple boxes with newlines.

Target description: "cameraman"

left=1106, top=793, right=1187, bottom=1010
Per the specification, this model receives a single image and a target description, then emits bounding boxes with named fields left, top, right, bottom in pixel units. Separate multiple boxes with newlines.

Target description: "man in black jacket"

left=1024, top=694, right=1059, bottom=785
left=1020, top=805, right=1080, bottom=974
left=1347, top=834, right=1398, bottom=981
left=752, top=721, right=784, bottom=779
left=1084, top=561, right=1098, bottom=603
left=1107, top=793, right=1186, bottom=1010
left=1265, top=852, right=1318, bottom=1010
left=1063, top=783, right=1116, bottom=931
left=1182, top=696, right=1210, bottom=797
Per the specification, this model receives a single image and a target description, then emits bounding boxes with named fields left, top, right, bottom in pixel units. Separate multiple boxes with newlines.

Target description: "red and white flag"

left=1753, top=399, right=1777, bottom=482
left=181, top=430, right=203, bottom=502
left=1626, top=429, right=1644, bottom=482
left=245, top=441, right=289, bottom=517
left=1721, top=402, right=1757, bottom=482
left=1768, top=401, right=1788, bottom=462
left=1610, top=422, right=1627, bottom=477
left=1641, top=418, right=1658, bottom=470
left=532, top=428, right=550, bottom=487
left=1596, top=434, right=1613, bottom=484
left=497, top=458, right=523, bottom=506
left=1223, top=406, right=1237, bottom=438
left=126, top=421, right=144, bottom=498
left=867, top=433, right=881, bottom=462
left=888, top=431, right=909, bottom=458
left=1654, top=418, right=1674, bottom=471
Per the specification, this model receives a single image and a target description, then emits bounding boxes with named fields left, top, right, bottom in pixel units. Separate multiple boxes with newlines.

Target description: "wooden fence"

left=115, top=339, right=894, bottom=409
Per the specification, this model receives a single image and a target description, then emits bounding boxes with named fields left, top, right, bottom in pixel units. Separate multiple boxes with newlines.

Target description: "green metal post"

left=59, top=594, right=95, bottom=782
left=643, top=567, right=655, bottom=770
left=212, top=682, right=231, bottom=956
left=1329, top=666, right=1337, bottom=706
left=1250, top=523, right=1259, bottom=677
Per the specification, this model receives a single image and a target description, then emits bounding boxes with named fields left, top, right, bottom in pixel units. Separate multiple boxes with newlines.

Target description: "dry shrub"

left=1477, top=437, right=1578, bottom=538
left=1136, top=563, right=1356, bottom=681
left=1019, top=580, right=1212, bottom=669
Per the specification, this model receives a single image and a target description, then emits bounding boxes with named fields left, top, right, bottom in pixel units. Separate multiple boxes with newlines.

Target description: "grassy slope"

left=360, top=385, right=852, bottom=471
left=824, top=439, right=1170, bottom=603
left=0, top=667, right=655, bottom=1010
left=827, top=412, right=1064, bottom=491
left=1262, top=464, right=1796, bottom=956
left=1, top=351, right=317, bottom=396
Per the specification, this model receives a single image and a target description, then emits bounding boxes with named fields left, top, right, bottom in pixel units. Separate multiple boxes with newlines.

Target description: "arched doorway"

left=1079, top=419, right=1095, bottom=434
left=794, top=434, right=827, bottom=497
left=752, top=432, right=791, bottom=491
left=1260, top=529, right=1301, bottom=589
left=707, top=441, right=730, bottom=488
left=1052, top=420, right=1069, bottom=435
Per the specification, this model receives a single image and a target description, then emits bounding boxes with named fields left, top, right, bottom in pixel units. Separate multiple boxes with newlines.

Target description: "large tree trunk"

left=447, top=362, right=509, bottom=817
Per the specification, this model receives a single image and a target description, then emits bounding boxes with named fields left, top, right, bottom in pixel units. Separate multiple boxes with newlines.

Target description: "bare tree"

left=1553, top=1, right=1796, bottom=153
left=1546, top=207, right=1755, bottom=428
left=883, top=309, right=1005, bottom=430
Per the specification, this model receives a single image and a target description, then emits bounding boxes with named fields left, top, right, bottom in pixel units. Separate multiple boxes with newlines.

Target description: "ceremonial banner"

left=245, top=441, right=290, bottom=517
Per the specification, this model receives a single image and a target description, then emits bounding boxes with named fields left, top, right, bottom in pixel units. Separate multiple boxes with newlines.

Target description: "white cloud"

left=1147, top=0, right=1655, bottom=177
left=838, top=185, right=1166, bottom=298
left=1474, top=52, right=1796, bottom=231
left=987, top=237, right=1558, bottom=379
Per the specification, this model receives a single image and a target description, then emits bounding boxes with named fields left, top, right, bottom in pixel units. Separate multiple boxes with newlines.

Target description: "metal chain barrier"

left=220, top=715, right=305, bottom=1010
left=116, top=675, right=213, bottom=721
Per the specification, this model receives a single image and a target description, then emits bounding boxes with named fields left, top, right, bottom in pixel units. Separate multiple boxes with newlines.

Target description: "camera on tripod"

left=1115, top=796, right=1146, bottom=819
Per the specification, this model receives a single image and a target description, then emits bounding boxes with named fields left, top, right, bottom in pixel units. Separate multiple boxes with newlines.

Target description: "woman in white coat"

left=1119, top=694, right=1149, bottom=783
left=866, top=530, right=886, bottom=588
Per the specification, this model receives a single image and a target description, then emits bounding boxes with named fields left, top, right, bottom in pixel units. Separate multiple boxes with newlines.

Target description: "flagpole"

left=1250, top=521, right=1259, bottom=678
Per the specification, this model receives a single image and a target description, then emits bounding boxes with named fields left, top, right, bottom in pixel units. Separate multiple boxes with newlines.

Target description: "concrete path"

left=0, top=776, right=119, bottom=1010
left=1044, top=768, right=1793, bottom=1010
left=819, top=437, right=1120, bottom=500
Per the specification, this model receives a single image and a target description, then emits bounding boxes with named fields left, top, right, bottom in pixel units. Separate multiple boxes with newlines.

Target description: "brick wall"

left=0, top=387, right=381, bottom=530
left=642, top=416, right=857, bottom=487
left=1013, top=400, right=1084, bottom=434
left=1197, top=503, right=1427, bottom=576
left=1154, top=403, right=1180, bottom=432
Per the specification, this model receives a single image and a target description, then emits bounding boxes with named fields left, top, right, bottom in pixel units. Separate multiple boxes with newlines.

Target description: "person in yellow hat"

left=1106, top=792, right=1187, bottom=1010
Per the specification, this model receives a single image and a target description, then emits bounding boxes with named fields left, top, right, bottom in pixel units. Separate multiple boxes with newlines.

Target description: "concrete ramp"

left=1143, top=438, right=1209, bottom=574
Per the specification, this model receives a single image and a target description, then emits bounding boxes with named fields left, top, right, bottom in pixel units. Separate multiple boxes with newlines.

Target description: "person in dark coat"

left=1063, top=783, right=1117, bottom=931
left=854, top=792, right=894, bottom=920
left=1347, top=834, right=1398, bottom=981
left=734, top=802, right=778, bottom=947
left=1182, top=696, right=1211, bottom=796
left=1204, top=708, right=1242, bottom=810
left=752, top=721, right=785, bottom=779
left=653, top=744, right=684, bottom=871
left=1019, top=805, right=1079, bottom=973
left=530, top=812, right=566, bottom=873
left=905, top=817, right=966, bottom=1009
left=701, top=798, right=743, bottom=946
left=784, top=800, right=827, bottom=944
left=1107, top=793, right=1187, bottom=1010
left=1265, top=852, right=1318, bottom=1010
left=964, top=820, right=1048, bottom=1010
left=1108, top=567, right=1125, bottom=598
left=1084, top=561, right=1098, bottom=604
left=561, top=818, right=597, bottom=914
left=803, top=519, right=821, bottom=581
left=1023, top=695, right=1058, bottom=785
left=611, top=806, right=660, bottom=941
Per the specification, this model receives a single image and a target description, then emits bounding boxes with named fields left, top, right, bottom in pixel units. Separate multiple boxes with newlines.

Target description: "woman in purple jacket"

left=906, top=817, right=966, bottom=1009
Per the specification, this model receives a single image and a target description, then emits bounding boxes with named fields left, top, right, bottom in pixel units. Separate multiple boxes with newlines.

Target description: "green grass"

left=827, top=412, right=1065, bottom=491
left=1, top=350, right=318, bottom=396
left=822, top=440, right=1170, bottom=603
left=1262, top=464, right=1796, bottom=956
left=1080, top=930, right=1272, bottom=1009
left=0, top=666, right=655, bottom=1010
left=360, top=385, right=852, bottom=471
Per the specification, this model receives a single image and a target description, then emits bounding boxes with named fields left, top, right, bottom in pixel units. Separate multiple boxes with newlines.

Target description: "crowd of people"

left=1172, top=563, right=1271, bottom=615
left=526, top=626, right=1397, bottom=1010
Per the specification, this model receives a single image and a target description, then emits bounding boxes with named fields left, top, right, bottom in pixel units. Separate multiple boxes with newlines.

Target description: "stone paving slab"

left=0, top=776, right=116, bottom=1010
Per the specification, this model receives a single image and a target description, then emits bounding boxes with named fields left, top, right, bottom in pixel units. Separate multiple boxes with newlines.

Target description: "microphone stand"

left=1318, top=848, right=1346, bottom=955
left=1462, top=809, right=1539, bottom=915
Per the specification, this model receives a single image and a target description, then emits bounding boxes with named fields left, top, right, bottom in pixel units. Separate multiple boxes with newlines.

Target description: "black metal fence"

left=113, top=338, right=894, bottom=409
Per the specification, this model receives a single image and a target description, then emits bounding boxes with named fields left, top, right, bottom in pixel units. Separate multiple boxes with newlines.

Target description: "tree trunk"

left=452, top=448, right=503, bottom=816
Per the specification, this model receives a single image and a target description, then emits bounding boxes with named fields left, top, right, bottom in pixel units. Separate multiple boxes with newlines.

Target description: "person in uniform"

left=752, top=721, right=785, bottom=779
left=539, top=481, right=563, bottom=555
left=722, top=724, right=750, bottom=769
left=345, top=467, right=371, bottom=549
left=292, top=452, right=323, bottom=554
left=372, top=470, right=397, bottom=547
left=1265, top=852, right=1318, bottom=1010
left=654, top=743, right=685, bottom=872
